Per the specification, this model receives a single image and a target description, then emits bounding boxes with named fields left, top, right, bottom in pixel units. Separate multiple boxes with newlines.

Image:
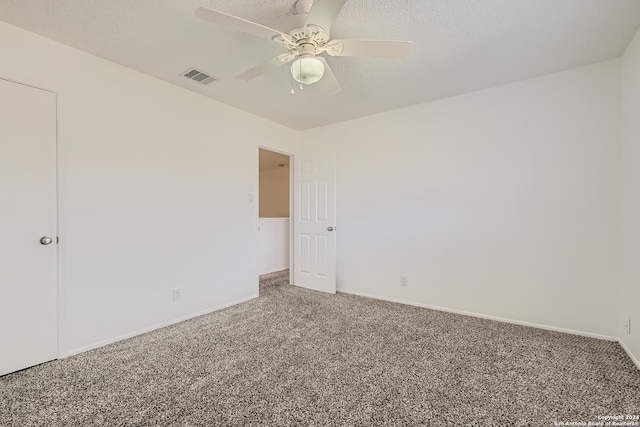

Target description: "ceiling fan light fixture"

left=291, top=56, right=325, bottom=85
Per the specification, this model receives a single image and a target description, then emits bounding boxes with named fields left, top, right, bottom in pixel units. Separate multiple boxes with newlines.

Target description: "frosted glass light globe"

left=291, top=57, right=325, bottom=85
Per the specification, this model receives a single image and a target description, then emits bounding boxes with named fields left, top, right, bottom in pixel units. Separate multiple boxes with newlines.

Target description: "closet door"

left=0, top=78, right=58, bottom=376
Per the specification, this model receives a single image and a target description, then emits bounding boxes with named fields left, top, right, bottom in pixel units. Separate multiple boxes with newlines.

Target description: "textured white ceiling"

left=1, top=0, right=639, bottom=130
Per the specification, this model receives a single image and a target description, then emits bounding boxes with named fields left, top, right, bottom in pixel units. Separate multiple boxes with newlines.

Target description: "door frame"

left=257, top=146, right=295, bottom=285
left=0, top=76, right=63, bottom=361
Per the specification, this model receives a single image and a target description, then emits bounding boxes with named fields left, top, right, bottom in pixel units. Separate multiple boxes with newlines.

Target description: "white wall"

left=259, top=166, right=290, bottom=217
left=620, top=28, right=640, bottom=365
left=258, top=218, right=290, bottom=275
left=301, top=60, right=622, bottom=338
left=0, top=21, right=298, bottom=354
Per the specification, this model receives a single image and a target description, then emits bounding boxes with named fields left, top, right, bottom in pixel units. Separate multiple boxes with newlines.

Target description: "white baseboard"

left=259, top=266, right=290, bottom=275
left=337, top=288, right=618, bottom=342
left=618, top=339, right=640, bottom=371
left=66, top=294, right=259, bottom=357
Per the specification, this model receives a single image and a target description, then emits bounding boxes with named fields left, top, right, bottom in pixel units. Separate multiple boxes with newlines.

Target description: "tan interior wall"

left=259, top=166, right=290, bottom=217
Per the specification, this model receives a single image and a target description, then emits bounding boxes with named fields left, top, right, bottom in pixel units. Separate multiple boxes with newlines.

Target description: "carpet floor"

left=1, top=270, right=639, bottom=426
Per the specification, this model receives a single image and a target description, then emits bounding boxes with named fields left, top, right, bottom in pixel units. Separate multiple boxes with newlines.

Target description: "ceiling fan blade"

left=195, top=7, right=290, bottom=43
left=315, top=56, right=341, bottom=94
left=304, top=0, right=347, bottom=32
left=326, top=39, right=413, bottom=58
left=236, top=54, right=295, bottom=81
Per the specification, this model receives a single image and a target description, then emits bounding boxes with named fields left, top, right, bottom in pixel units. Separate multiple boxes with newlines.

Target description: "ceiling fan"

left=195, top=0, right=413, bottom=94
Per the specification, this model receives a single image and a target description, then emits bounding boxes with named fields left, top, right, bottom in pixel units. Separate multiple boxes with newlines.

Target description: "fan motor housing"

left=275, top=25, right=330, bottom=56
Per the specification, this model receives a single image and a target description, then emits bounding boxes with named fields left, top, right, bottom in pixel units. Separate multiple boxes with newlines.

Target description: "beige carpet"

left=1, top=269, right=639, bottom=426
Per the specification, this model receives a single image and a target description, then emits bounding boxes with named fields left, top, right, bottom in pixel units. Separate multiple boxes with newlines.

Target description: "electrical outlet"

left=625, top=318, right=631, bottom=335
left=400, top=276, right=408, bottom=287
left=173, top=288, right=182, bottom=303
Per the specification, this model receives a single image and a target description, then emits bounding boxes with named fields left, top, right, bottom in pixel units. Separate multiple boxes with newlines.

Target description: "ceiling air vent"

left=181, top=68, right=216, bottom=85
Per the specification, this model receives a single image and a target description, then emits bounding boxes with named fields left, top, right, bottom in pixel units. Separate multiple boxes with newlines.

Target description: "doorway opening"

left=258, top=148, right=292, bottom=294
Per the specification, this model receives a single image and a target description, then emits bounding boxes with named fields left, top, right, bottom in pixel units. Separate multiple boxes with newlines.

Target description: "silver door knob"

left=327, top=227, right=335, bottom=232
left=40, top=236, right=53, bottom=245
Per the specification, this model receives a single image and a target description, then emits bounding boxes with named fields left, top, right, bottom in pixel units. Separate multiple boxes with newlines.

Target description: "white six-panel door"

left=0, top=79, right=58, bottom=376
left=293, top=153, right=336, bottom=294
